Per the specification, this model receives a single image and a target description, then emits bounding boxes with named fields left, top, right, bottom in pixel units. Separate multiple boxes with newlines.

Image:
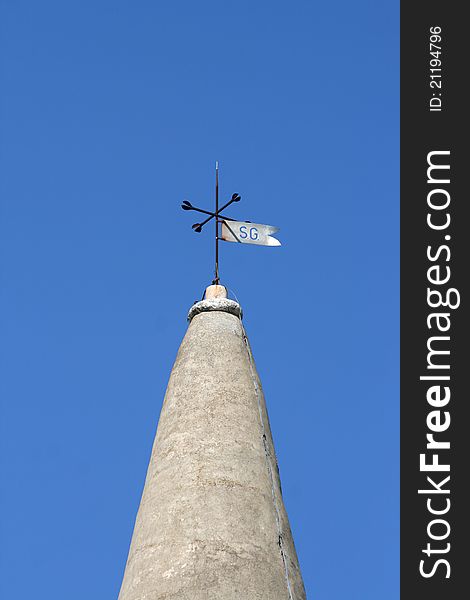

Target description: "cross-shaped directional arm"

left=181, top=194, right=240, bottom=233
left=180, top=163, right=242, bottom=285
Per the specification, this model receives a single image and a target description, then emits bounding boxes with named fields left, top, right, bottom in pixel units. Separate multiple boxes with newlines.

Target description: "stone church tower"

left=119, top=285, right=306, bottom=600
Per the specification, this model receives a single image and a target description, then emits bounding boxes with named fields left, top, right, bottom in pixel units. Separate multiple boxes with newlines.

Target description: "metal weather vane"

left=181, top=162, right=281, bottom=285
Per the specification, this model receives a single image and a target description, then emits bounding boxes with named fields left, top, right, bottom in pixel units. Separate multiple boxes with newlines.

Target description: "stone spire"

left=119, top=285, right=306, bottom=600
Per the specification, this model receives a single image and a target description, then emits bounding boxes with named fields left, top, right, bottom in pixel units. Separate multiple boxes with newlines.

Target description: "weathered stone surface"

left=187, top=298, right=242, bottom=322
left=203, top=284, right=227, bottom=300
left=119, top=297, right=306, bottom=600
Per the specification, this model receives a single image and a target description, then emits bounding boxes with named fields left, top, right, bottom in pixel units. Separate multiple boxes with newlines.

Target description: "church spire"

left=119, top=286, right=306, bottom=599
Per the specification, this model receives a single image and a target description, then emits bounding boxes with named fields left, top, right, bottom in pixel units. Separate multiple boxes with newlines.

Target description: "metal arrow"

left=180, top=163, right=244, bottom=283
left=181, top=200, right=235, bottom=222
left=185, top=193, right=240, bottom=233
left=182, top=205, right=235, bottom=233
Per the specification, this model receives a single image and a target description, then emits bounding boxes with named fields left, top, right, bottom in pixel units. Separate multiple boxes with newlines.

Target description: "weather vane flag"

left=181, top=162, right=281, bottom=284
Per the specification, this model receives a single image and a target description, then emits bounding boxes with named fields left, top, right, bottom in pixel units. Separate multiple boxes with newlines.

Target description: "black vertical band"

left=401, top=3, right=468, bottom=597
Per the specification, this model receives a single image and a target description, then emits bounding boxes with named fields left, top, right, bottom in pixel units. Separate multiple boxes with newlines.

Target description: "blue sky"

left=0, top=1, right=399, bottom=598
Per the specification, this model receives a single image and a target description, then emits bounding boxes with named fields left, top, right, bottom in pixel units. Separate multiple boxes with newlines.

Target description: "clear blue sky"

left=0, top=1, right=398, bottom=598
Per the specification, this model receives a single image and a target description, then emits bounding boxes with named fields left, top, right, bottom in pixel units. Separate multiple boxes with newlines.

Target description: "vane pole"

left=214, top=161, right=219, bottom=284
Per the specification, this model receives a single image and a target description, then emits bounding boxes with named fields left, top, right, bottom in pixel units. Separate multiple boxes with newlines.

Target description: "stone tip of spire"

left=205, top=284, right=227, bottom=300
left=188, top=284, right=242, bottom=322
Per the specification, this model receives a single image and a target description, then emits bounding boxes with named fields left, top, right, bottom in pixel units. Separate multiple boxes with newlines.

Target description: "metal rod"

left=187, top=205, right=235, bottom=220
left=193, top=196, right=238, bottom=230
left=214, top=161, right=219, bottom=284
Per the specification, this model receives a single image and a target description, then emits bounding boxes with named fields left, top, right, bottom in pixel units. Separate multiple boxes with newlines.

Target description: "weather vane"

left=181, top=162, right=281, bottom=285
